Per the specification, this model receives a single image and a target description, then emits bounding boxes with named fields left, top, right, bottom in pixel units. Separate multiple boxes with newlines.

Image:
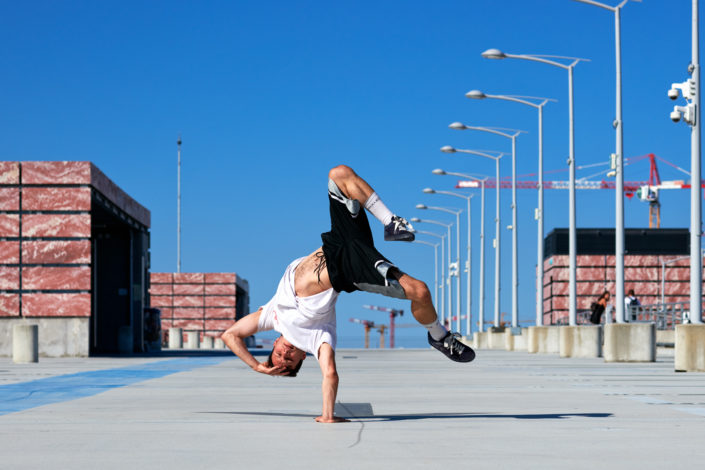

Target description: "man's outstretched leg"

left=328, top=165, right=415, bottom=242
left=395, top=272, right=475, bottom=363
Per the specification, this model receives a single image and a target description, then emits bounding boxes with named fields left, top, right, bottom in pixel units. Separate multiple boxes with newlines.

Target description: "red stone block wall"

left=150, top=272, right=239, bottom=343
left=543, top=253, right=695, bottom=324
left=0, top=162, right=92, bottom=318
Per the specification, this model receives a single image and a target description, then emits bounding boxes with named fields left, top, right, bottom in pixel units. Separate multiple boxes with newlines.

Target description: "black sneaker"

left=428, top=332, right=476, bottom=363
left=384, top=215, right=415, bottom=242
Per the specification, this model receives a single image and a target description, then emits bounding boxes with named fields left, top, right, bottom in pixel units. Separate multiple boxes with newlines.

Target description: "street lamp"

left=441, top=146, right=505, bottom=328
left=466, top=90, right=555, bottom=327
left=448, top=123, right=524, bottom=329
left=414, top=229, right=445, bottom=313
left=424, top=188, right=474, bottom=337
left=482, top=48, right=589, bottom=326
left=416, top=204, right=463, bottom=333
left=433, top=169, right=490, bottom=333
left=572, top=0, right=640, bottom=323
left=411, top=217, right=453, bottom=327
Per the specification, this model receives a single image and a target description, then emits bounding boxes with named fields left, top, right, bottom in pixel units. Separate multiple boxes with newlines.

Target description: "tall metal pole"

left=447, top=224, right=453, bottom=329
left=568, top=65, right=577, bottom=326
left=479, top=181, right=486, bottom=332
left=455, top=212, right=461, bottom=332
left=440, top=235, right=446, bottom=326
left=433, top=242, right=439, bottom=315
left=615, top=4, right=626, bottom=324
left=691, top=0, right=703, bottom=324
left=466, top=196, right=472, bottom=336
left=177, top=135, right=182, bottom=273
left=511, top=135, right=518, bottom=328
left=494, top=158, right=501, bottom=328
left=537, top=105, right=544, bottom=326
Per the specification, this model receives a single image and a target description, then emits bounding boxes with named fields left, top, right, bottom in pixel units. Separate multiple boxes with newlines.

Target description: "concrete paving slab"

left=1, top=349, right=704, bottom=469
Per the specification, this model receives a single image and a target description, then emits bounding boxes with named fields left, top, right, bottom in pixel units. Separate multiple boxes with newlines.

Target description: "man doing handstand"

left=222, top=165, right=475, bottom=423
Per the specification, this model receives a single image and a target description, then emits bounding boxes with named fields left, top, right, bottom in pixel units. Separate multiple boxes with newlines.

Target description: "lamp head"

left=432, top=169, right=446, bottom=175
left=440, top=145, right=456, bottom=153
left=482, top=48, right=506, bottom=59
left=423, top=188, right=435, bottom=194
left=415, top=204, right=428, bottom=210
left=466, top=90, right=486, bottom=99
left=448, top=122, right=467, bottom=130
left=410, top=217, right=421, bottom=223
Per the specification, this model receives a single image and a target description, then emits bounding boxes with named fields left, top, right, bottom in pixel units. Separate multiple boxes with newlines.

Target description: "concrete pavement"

left=1, top=348, right=704, bottom=469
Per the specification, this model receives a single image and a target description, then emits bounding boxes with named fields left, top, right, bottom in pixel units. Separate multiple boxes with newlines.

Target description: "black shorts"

left=321, top=179, right=406, bottom=299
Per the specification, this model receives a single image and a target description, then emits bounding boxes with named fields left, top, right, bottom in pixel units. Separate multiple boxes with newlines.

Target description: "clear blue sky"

left=0, top=1, right=698, bottom=347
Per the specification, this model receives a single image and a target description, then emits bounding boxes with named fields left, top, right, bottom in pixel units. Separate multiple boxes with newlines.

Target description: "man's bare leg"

left=328, top=165, right=414, bottom=242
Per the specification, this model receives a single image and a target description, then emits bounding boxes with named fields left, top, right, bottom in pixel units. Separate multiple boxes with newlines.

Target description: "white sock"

left=423, top=319, right=448, bottom=341
left=364, top=192, right=394, bottom=226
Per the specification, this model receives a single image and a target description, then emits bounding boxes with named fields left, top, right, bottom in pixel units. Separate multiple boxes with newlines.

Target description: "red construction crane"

left=456, top=153, right=703, bottom=228
left=363, top=304, right=403, bottom=348
left=349, top=318, right=387, bottom=349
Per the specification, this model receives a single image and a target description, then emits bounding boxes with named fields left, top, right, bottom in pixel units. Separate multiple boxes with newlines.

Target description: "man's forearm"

left=320, top=373, right=339, bottom=420
left=222, top=331, right=259, bottom=370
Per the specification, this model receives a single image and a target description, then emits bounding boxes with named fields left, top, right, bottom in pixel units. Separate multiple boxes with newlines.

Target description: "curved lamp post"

left=416, top=204, right=463, bottom=333
left=448, top=123, right=524, bottom=329
left=571, top=0, right=639, bottom=323
left=467, top=90, right=555, bottom=327
left=424, top=188, right=474, bottom=337
left=441, top=146, right=505, bottom=328
left=411, top=217, right=452, bottom=326
left=482, top=48, right=589, bottom=326
left=433, top=169, right=490, bottom=333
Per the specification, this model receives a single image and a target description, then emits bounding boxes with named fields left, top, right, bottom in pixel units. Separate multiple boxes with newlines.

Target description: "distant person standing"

left=624, top=289, right=640, bottom=321
left=589, top=291, right=611, bottom=325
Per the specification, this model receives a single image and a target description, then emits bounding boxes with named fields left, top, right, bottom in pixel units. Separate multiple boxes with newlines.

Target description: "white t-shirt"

left=258, top=257, right=339, bottom=359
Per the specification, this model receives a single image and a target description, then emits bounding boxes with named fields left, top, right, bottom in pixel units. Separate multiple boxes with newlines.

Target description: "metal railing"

left=553, top=302, right=692, bottom=330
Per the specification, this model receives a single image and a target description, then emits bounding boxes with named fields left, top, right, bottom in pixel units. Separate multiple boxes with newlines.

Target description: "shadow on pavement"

left=198, top=411, right=613, bottom=421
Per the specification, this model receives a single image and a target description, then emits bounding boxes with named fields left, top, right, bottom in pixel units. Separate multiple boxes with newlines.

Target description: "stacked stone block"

left=150, top=272, right=239, bottom=342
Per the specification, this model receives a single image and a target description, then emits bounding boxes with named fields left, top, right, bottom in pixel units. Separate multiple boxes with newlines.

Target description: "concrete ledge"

left=168, top=328, right=183, bottom=349
left=13, top=324, right=38, bottom=363
left=505, top=328, right=528, bottom=351
left=487, top=328, right=506, bottom=350
left=528, top=326, right=560, bottom=354
left=559, top=325, right=602, bottom=358
left=604, top=323, right=655, bottom=362
left=0, top=318, right=88, bottom=357
left=675, top=324, right=705, bottom=372
left=473, top=332, right=489, bottom=349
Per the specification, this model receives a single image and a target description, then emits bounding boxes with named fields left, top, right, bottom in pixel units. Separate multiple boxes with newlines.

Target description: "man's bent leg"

left=328, top=165, right=414, bottom=241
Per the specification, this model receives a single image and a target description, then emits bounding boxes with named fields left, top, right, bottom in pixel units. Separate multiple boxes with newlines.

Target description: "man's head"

left=628, top=289, right=635, bottom=297
left=266, top=336, right=306, bottom=377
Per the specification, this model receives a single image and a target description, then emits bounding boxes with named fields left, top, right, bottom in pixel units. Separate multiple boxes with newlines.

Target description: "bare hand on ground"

left=315, top=416, right=350, bottom=423
left=253, top=363, right=288, bottom=376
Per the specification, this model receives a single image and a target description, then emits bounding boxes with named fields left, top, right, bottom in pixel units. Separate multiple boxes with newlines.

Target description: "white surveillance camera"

left=668, top=88, right=679, bottom=100
left=670, top=110, right=682, bottom=123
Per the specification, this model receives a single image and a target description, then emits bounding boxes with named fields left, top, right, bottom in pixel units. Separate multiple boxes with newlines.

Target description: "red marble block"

left=173, top=284, right=204, bottom=295
left=0, top=267, right=19, bottom=289
left=204, top=307, right=236, bottom=319
left=205, top=284, right=235, bottom=295
left=150, top=273, right=173, bottom=284
left=158, top=307, right=173, bottom=320
left=0, top=214, right=19, bottom=237
left=626, top=283, right=659, bottom=296
left=662, top=257, right=690, bottom=267
left=0, top=162, right=20, bottom=184
left=174, top=273, right=204, bottom=284
left=625, top=267, right=658, bottom=281
left=22, top=214, right=91, bottom=237
left=552, top=296, right=569, bottom=310
left=551, top=282, right=569, bottom=296
left=543, top=299, right=552, bottom=312
left=151, top=296, right=173, bottom=307
left=665, top=296, right=689, bottom=304
left=543, top=285, right=552, bottom=299
left=160, top=319, right=173, bottom=330
left=89, top=163, right=150, bottom=227
left=149, top=284, right=172, bottom=295
left=577, top=297, right=595, bottom=310
left=0, top=187, right=19, bottom=210
left=172, top=307, right=204, bottom=319
left=205, top=319, right=233, bottom=331
left=21, top=161, right=91, bottom=185
left=577, top=255, right=604, bottom=267
left=550, top=268, right=570, bottom=282
left=22, top=240, right=91, bottom=264
left=21, top=187, right=91, bottom=211
left=0, top=241, right=20, bottom=264
left=549, top=255, right=569, bottom=267
left=664, top=267, right=690, bottom=281
left=173, top=319, right=203, bottom=330
left=22, top=293, right=91, bottom=317
left=205, top=296, right=236, bottom=307
left=577, top=282, right=607, bottom=296
left=173, top=295, right=203, bottom=307
left=665, top=282, right=690, bottom=296
left=625, top=255, right=660, bottom=267
left=576, top=267, right=605, bottom=281
left=605, top=268, right=615, bottom=281
left=205, top=273, right=236, bottom=284
left=22, top=266, right=91, bottom=290
left=0, top=294, right=19, bottom=316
